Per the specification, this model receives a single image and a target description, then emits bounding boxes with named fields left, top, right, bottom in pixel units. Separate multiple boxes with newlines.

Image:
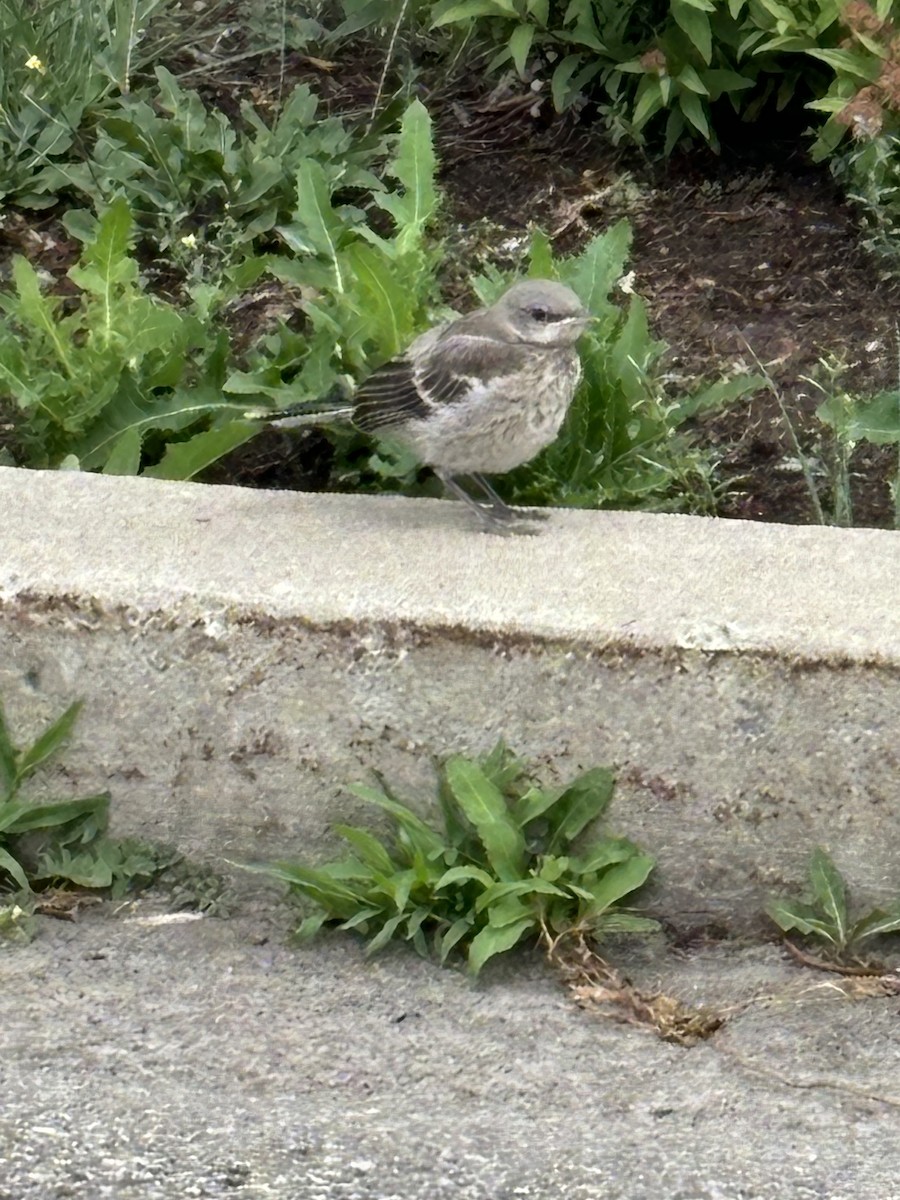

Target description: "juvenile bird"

left=262, top=278, right=591, bottom=533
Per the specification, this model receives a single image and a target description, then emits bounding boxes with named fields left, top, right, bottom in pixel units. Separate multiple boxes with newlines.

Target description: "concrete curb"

left=1, top=466, right=898, bottom=930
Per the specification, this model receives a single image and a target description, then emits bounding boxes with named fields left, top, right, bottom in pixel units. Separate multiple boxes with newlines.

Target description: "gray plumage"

left=262, top=279, right=591, bottom=532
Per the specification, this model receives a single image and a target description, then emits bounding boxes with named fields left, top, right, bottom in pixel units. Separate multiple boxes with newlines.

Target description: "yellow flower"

left=25, top=54, right=46, bottom=73
left=180, top=233, right=198, bottom=249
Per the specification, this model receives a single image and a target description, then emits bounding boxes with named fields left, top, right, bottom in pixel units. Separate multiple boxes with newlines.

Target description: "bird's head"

left=492, top=279, right=592, bottom=347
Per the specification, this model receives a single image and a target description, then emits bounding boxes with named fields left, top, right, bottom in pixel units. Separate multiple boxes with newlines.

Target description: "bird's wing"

left=353, top=332, right=528, bottom=434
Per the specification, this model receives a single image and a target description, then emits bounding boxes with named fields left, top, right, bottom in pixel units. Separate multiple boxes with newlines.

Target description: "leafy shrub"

left=428, top=0, right=900, bottom=153
left=0, top=196, right=252, bottom=476
left=767, top=846, right=900, bottom=959
left=245, top=743, right=658, bottom=975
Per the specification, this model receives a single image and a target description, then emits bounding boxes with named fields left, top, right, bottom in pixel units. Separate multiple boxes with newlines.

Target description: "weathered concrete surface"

left=2, top=899, right=899, bottom=1200
left=1, top=467, right=899, bottom=930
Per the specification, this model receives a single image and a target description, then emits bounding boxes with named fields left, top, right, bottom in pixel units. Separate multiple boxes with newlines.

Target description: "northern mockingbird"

left=257, top=279, right=591, bottom=533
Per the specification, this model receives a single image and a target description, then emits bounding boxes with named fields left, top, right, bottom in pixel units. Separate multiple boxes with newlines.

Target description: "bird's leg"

left=436, top=473, right=540, bottom=536
left=468, top=474, right=551, bottom=522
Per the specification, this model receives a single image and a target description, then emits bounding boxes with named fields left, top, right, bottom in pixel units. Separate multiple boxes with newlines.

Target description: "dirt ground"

left=3, top=895, right=900, bottom=1199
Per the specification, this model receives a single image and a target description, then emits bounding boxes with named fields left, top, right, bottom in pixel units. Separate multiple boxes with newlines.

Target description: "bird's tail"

left=244, top=406, right=353, bottom=429
left=243, top=378, right=355, bottom=428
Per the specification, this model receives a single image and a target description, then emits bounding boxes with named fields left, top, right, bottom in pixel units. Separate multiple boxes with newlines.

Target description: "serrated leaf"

left=375, top=99, right=437, bottom=254
left=467, top=917, right=533, bottom=975
left=142, top=419, right=258, bottom=480
left=443, top=757, right=525, bottom=882
left=293, top=159, right=348, bottom=292
left=563, top=222, right=632, bottom=314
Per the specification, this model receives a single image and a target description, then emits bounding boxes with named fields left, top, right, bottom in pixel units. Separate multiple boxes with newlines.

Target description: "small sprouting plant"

left=245, top=743, right=658, bottom=976
left=767, top=847, right=900, bottom=962
left=0, top=694, right=175, bottom=898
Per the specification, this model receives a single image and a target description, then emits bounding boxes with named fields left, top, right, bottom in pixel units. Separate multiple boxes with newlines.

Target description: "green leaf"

left=808, top=848, right=848, bottom=946
left=103, top=427, right=143, bottom=475
left=439, top=915, right=473, bottom=962
left=849, top=908, right=900, bottom=944
left=292, top=159, right=348, bottom=292
left=142, top=420, right=259, bottom=480
left=431, top=0, right=515, bottom=25
left=3, top=792, right=109, bottom=835
left=333, top=825, right=396, bottom=875
left=678, top=90, right=710, bottom=139
left=474, top=878, right=566, bottom=913
left=467, top=917, right=533, bottom=975
left=817, top=390, right=900, bottom=446
left=349, top=783, right=446, bottom=860
left=509, top=23, right=535, bottom=75
left=570, top=836, right=642, bottom=876
left=671, top=0, right=712, bottom=63
left=293, top=912, right=328, bottom=943
left=0, top=703, right=19, bottom=800
left=365, top=912, right=406, bottom=954
left=512, top=785, right=563, bottom=827
left=581, top=854, right=655, bottom=916
left=375, top=99, right=438, bottom=254
left=344, top=241, right=414, bottom=358
left=766, top=898, right=840, bottom=946
left=443, top=757, right=525, bottom=881
left=16, top=700, right=84, bottom=783
left=563, top=222, right=632, bottom=314
left=435, top=864, right=495, bottom=890
left=547, top=767, right=616, bottom=852
left=0, top=846, right=30, bottom=891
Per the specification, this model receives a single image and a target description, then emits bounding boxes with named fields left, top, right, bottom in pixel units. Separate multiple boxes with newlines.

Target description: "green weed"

left=243, top=742, right=658, bottom=976
left=0, top=693, right=174, bottom=896
left=49, top=68, right=387, bottom=272
left=0, top=0, right=173, bottom=206
left=0, top=196, right=253, bottom=476
left=767, top=846, right=900, bottom=961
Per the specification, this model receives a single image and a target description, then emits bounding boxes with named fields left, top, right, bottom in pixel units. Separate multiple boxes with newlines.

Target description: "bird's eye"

left=526, top=304, right=554, bottom=323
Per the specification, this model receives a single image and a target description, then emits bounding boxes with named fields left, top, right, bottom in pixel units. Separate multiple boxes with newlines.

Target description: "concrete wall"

left=1, top=466, right=898, bottom=932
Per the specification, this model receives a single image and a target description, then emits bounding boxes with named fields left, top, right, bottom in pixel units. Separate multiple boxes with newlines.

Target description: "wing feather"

left=352, top=332, right=533, bottom=434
